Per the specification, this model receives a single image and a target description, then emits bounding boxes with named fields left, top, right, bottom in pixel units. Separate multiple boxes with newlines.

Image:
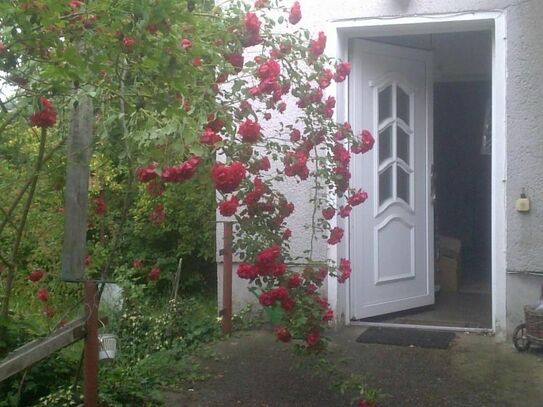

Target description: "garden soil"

left=163, top=327, right=543, bottom=407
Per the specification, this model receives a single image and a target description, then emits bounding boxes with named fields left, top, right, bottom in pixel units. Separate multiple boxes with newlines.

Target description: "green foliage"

left=35, top=385, right=82, bottom=407
left=111, top=296, right=221, bottom=359
left=0, top=319, right=79, bottom=407
left=96, top=294, right=222, bottom=407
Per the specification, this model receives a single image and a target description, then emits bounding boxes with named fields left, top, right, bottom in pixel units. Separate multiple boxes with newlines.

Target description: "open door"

left=349, top=39, right=434, bottom=319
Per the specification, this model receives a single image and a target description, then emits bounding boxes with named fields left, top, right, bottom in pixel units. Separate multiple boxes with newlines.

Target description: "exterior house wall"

left=217, top=0, right=543, bottom=334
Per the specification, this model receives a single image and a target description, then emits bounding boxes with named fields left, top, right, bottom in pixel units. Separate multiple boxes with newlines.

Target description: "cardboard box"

left=437, top=256, right=459, bottom=292
left=436, top=235, right=462, bottom=292
left=439, top=235, right=461, bottom=260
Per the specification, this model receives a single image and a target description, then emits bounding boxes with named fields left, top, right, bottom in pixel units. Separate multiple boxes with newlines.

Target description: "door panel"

left=349, top=39, right=434, bottom=319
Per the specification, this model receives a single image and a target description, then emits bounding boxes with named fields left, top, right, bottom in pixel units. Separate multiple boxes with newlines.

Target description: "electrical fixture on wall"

left=515, top=189, right=531, bottom=213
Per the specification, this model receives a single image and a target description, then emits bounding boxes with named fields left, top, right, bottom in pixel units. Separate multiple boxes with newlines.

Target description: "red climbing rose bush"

left=0, top=0, right=374, bottom=353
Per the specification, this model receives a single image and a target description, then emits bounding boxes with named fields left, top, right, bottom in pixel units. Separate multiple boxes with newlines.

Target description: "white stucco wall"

left=217, top=0, right=543, bottom=334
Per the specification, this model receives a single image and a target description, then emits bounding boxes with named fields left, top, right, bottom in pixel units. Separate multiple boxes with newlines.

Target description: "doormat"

left=356, top=327, right=456, bottom=349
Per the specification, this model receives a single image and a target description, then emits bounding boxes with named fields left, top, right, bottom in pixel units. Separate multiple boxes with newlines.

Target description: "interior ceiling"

left=366, top=31, right=492, bottom=82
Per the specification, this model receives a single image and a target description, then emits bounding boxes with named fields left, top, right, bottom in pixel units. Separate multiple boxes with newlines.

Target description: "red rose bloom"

left=180, top=38, right=192, bottom=49
left=279, top=200, right=295, bottom=217
left=211, top=162, right=246, bottom=193
left=243, top=12, right=262, bottom=46
left=338, top=258, right=351, bottom=283
left=254, top=0, right=269, bottom=8
left=274, top=325, right=292, bottom=343
left=318, top=69, right=333, bottom=89
left=309, top=32, right=326, bottom=58
left=357, top=400, right=376, bottom=407
left=192, top=57, right=202, bottom=66
left=28, top=269, right=44, bottom=282
left=206, top=115, right=225, bottom=132
left=306, top=329, right=320, bottom=347
left=37, top=287, right=49, bottom=302
left=351, top=130, right=375, bottom=154
left=288, top=1, right=302, bottom=25
left=29, top=97, right=57, bottom=128
left=333, top=143, right=350, bottom=166
left=94, top=196, right=107, bottom=215
left=334, top=122, right=352, bottom=141
left=256, top=244, right=281, bottom=265
left=282, top=228, right=292, bottom=240
left=338, top=205, right=352, bottom=218
left=348, top=189, right=368, bottom=206
left=322, top=207, right=335, bottom=220
left=149, top=203, right=165, bottom=225
left=284, top=150, right=309, bottom=180
left=327, top=227, right=344, bottom=245
left=69, top=1, right=83, bottom=9
left=226, top=53, right=244, bottom=73
left=238, top=119, right=261, bottom=143
left=136, top=163, right=158, bottom=183
left=323, top=308, right=334, bottom=321
left=244, top=12, right=261, bottom=34
left=281, top=296, right=295, bottom=311
left=334, top=61, right=352, bottom=83
left=258, top=291, right=275, bottom=306
left=162, top=156, right=201, bottom=183
left=314, top=295, right=329, bottom=308
left=290, top=128, right=301, bottom=142
left=259, top=157, right=271, bottom=171
left=148, top=267, right=160, bottom=281
left=317, top=266, right=328, bottom=282
left=287, top=273, right=303, bottom=288
left=237, top=263, right=259, bottom=279
left=200, top=128, right=223, bottom=145
left=122, top=36, right=136, bottom=48
left=272, top=262, right=287, bottom=277
left=257, top=59, right=280, bottom=80
left=219, top=195, right=239, bottom=217
left=270, top=287, right=289, bottom=300
left=133, top=259, right=144, bottom=269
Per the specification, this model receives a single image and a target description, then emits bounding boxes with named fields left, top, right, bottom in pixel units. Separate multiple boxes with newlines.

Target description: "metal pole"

left=222, top=222, right=233, bottom=334
left=83, top=281, right=99, bottom=407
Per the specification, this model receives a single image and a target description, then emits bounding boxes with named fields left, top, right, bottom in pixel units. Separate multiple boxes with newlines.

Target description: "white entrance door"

left=349, top=39, right=434, bottom=319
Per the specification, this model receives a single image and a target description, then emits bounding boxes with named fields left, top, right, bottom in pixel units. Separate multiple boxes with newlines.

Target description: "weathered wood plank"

left=61, top=96, right=94, bottom=281
left=0, top=318, right=86, bottom=382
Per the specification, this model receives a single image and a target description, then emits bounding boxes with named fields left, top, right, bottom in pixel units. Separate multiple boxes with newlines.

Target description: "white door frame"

left=326, top=11, right=507, bottom=337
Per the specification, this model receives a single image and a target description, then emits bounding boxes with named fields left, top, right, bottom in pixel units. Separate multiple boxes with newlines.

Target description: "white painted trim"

left=327, top=11, right=507, bottom=336
left=491, top=13, right=508, bottom=340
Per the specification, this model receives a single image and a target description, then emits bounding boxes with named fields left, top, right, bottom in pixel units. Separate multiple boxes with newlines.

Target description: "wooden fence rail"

left=0, top=318, right=86, bottom=382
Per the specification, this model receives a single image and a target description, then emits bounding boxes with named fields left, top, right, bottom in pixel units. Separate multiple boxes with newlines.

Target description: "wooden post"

left=222, top=222, right=233, bottom=334
left=83, top=281, right=99, bottom=407
left=61, top=96, right=94, bottom=281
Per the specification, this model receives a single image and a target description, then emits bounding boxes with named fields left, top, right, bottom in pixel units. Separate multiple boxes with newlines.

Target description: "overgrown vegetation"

left=0, top=0, right=378, bottom=404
